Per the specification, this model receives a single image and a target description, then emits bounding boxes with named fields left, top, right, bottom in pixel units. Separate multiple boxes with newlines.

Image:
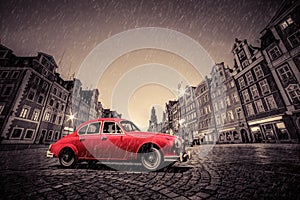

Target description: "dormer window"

left=280, top=17, right=294, bottom=30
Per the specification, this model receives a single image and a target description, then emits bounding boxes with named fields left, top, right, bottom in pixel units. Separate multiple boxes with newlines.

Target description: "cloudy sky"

left=0, top=0, right=283, bottom=129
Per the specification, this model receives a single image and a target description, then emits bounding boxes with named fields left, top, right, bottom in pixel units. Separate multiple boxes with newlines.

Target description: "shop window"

left=11, top=128, right=23, bottom=139
left=24, top=129, right=34, bottom=139
left=47, top=130, right=53, bottom=140
left=276, top=122, right=289, bottom=140
left=259, top=79, right=271, bottom=95
left=254, top=65, right=264, bottom=79
left=54, top=132, right=60, bottom=140
left=268, top=46, right=282, bottom=60
left=286, top=84, right=300, bottom=104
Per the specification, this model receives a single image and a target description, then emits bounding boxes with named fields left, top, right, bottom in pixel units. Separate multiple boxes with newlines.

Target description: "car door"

left=98, top=121, right=127, bottom=160
left=77, top=121, right=102, bottom=159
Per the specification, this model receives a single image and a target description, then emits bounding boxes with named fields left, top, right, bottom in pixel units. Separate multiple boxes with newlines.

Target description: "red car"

left=47, top=118, right=188, bottom=171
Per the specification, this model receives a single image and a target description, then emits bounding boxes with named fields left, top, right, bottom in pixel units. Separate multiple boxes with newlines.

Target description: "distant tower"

left=148, top=106, right=158, bottom=132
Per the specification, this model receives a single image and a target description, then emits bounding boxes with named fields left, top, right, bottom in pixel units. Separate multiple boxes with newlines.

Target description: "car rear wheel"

left=59, top=148, right=77, bottom=168
left=140, top=147, right=162, bottom=171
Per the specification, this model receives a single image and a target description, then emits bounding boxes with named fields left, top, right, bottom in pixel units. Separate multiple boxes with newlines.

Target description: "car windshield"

left=120, top=120, right=141, bottom=132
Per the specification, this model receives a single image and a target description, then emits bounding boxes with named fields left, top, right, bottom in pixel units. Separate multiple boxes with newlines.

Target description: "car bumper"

left=46, top=150, right=54, bottom=158
left=179, top=150, right=191, bottom=162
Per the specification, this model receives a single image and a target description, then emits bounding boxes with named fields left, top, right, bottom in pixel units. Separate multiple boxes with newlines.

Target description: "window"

left=214, top=103, right=218, bottom=111
left=286, top=84, right=300, bottom=104
left=54, top=132, right=60, bottom=140
left=238, top=50, right=245, bottom=59
left=219, top=101, right=224, bottom=109
left=288, top=31, right=300, bottom=48
left=254, top=100, right=265, bottom=113
left=254, top=65, right=264, bottom=79
left=24, top=129, right=35, bottom=139
left=32, top=110, right=40, bottom=121
left=59, top=92, right=62, bottom=98
left=37, top=95, right=44, bottom=104
left=242, top=90, right=250, bottom=102
left=86, top=122, right=101, bottom=134
left=61, top=104, right=65, bottom=111
left=232, top=92, right=239, bottom=102
left=216, top=115, right=221, bottom=125
left=230, top=80, right=235, bottom=88
left=265, top=95, right=278, bottom=110
left=277, top=64, right=293, bottom=81
left=250, top=85, right=259, bottom=99
left=0, top=105, right=4, bottom=114
left=228, top=110, right=234, bottom=121
left=103, top=122, right=122, bottom=134
left=11, top=71, right=20, bottom=79
left=42, top=82, right=48, bottom=90
left=268, top=46, right=281, bottom=60
left=52, top=114, right=57, bottom=124
left=33, top=76, right=40, bottom=85
left=280, top=17, right=294, bottom=30
left=27, top=90, right=35, bottom=101
left=221, top=113, right=226, bottom=123
left=0, top=71, right=9, bottom=79
left=78, top=125, right=88, bottom=135
left=47, top=130, right=53, bottom=140
left=242, top=60, right=249, bottom=68
left=55, top=102, right=60, bottom=109
left=226, top=96, right=231, bottom=106
left=20, top=107, right=30, bottom=118
left=44, top=112, right=51, bottom=121
left=2, top=85, right=13, bottom=96
left=245, top=71, right=254, bottom=84
left=42, top=69, right=48, bottom=76
left=259, top=79, right=271, bottom=94
left=236, top=107, right=242, bottom=119
left=238, top=77, right=246, bottom=88
left=245, top=103, right=255, bottom=116
left=49, top=99, right=54, bottom=106
left=11, top=128, right=23, bottom=139
left=53, top=87, right=57, bottom=95
left=58, top=116, right=62, bottom=125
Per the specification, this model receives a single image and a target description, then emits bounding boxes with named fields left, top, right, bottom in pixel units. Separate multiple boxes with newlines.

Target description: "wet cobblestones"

left=0, top=143, right=299, bottom=199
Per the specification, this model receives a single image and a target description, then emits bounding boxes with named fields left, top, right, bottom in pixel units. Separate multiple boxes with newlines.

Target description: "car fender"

left=136, top=141, right=164, bottom=155
left=57, top=144, right=79, bottom=157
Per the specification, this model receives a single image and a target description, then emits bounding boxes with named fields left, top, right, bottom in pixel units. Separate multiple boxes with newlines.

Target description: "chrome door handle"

left=101, top=136, right=107, bottom=141
left=80, top=138, right=85, bottom=142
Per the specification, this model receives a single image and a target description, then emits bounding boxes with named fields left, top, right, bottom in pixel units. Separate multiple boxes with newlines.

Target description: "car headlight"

left=174, top=137, right=182, bottom=149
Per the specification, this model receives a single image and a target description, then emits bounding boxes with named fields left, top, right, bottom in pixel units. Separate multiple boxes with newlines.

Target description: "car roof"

left=78, top=118, right=128, bottom=127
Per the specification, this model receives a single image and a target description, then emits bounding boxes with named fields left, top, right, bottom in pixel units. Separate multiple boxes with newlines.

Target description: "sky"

left=0, top=0, right=283, bottom=129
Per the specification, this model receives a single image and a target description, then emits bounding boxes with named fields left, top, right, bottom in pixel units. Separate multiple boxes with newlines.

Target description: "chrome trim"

left=46, top=150, right=54, bottom=158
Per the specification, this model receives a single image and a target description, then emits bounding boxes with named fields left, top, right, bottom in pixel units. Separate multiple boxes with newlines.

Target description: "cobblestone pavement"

left=0, top=143, right=300, bottom=200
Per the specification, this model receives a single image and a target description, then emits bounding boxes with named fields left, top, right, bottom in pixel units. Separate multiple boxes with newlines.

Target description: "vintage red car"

left=47, top=118, right=188, bottom=171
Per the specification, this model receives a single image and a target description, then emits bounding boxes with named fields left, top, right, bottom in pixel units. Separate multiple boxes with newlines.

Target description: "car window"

left=86, top=122, right=101, bottom=134
left=78, top=125, right=87, bottom=135
left=120, top=120, right=140, bottom=132
left=103, top=122, right=123, bottom=134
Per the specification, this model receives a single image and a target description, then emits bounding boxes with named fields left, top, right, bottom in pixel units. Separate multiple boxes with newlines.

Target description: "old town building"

left=194, top=78, right=214, bottom=144
left=210, top=62, right=249, bottom=144
left=0, top=44, right=69, bottom=144
left=232, top=38, right=296, bottom=143
left=165, top=100, right=180, bottom=135
left=260, top=0, right=300, bottom=142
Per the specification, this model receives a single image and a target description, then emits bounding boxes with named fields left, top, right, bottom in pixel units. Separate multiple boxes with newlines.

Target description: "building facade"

left=260, top=0, right=300, bottom=142
left=0, top=45, right=69, bottom=144
left=232, top=38, right=296, bottom=143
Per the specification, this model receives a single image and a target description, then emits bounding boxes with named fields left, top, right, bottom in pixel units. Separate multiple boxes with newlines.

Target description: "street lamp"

left=66, top=112, right=77, bottom=134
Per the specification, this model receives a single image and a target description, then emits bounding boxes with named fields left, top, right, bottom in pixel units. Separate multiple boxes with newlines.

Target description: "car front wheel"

left=140, top=147, right=162, bottom=171
left=59, top=148, right=77, bottom=168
